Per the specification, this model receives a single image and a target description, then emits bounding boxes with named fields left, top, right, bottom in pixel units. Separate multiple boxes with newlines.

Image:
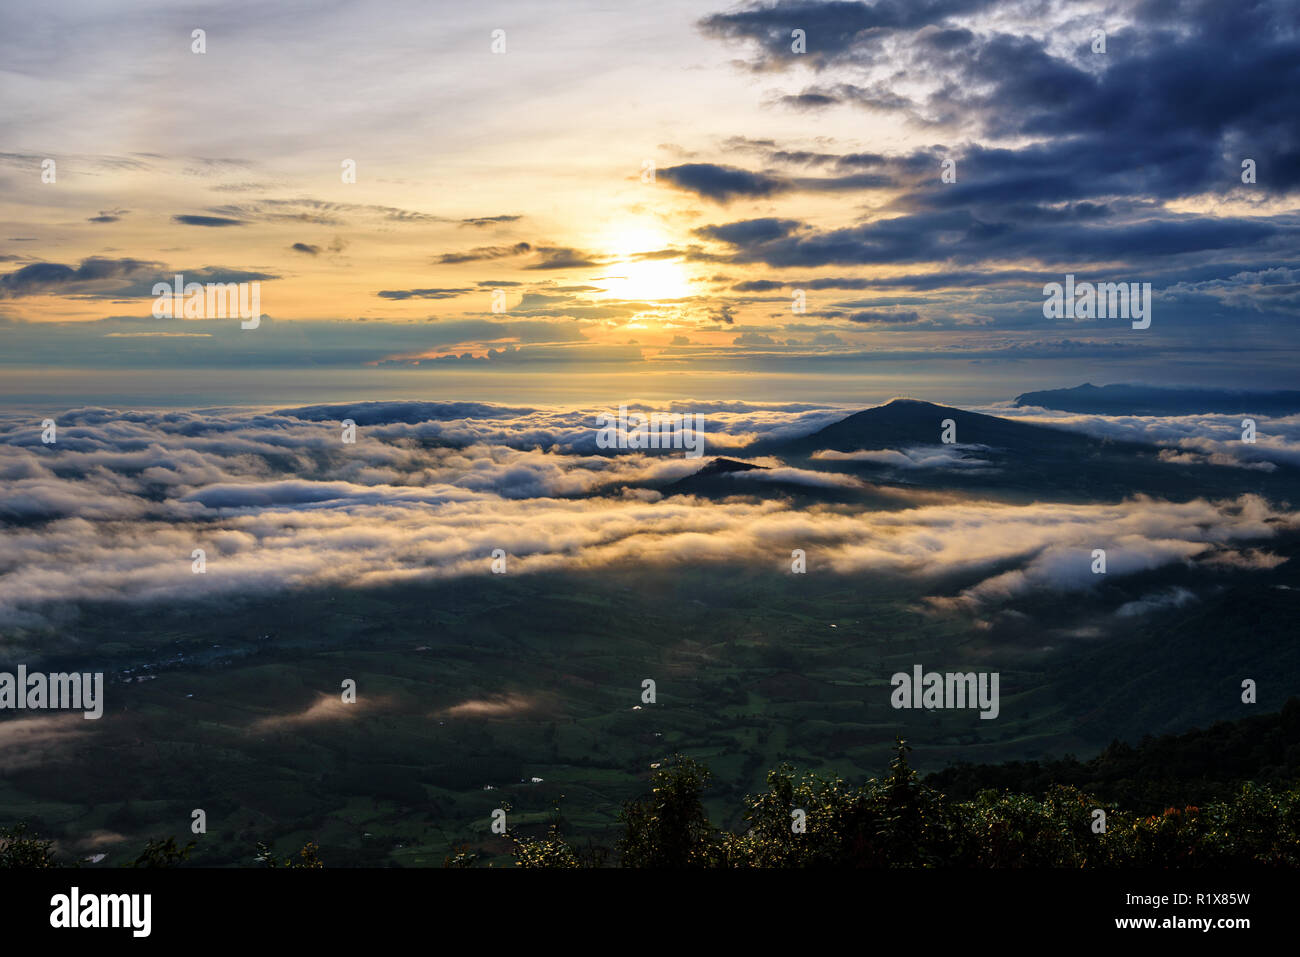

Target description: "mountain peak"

left=762, top=395, right=1092, bottom=457
left=694, top=457, right=767, bottom=477
left=879, top=396, right=942, bottom=409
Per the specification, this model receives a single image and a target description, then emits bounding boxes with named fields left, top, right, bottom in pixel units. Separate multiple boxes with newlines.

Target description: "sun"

left=594, top=226, right=694, bottom=301
left=598, top=259, right=694, bottom=301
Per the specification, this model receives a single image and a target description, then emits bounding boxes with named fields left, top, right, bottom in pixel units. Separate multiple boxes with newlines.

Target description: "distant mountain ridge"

left=1014, top=383, right=1300, bottom=415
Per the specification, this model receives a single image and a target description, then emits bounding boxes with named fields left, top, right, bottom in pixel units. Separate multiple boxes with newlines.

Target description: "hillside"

left=927, top=697, right=1300, bottom=812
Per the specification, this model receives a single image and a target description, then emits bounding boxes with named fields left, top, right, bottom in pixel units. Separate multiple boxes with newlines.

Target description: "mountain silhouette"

left=692, top=457, right=767, bottom=477
left=766, top=397, right=1089, bottom=456
left=728, top=397, right=1298, bottom=503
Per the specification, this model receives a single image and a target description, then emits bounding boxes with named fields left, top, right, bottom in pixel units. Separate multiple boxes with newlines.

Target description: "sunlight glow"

left=594, top=225, right=694, bottom=301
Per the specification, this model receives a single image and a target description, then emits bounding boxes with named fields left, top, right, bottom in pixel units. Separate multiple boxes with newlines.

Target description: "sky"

left=1, top=0, right=1298, bottom=687
left=2, top=0, right=1298, bottom=407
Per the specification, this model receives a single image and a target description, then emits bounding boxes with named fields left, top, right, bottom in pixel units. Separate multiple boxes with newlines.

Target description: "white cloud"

left=0, top=404, right=1293, bottom=630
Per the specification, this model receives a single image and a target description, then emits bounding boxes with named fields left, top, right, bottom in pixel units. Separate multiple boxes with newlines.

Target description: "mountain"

left=659, top=455, right=901, bottom=504
left=736, top=397, right=1298, bottom=503
left=765, top=397, right=1094, bottom=456
left=689, top=457, right=766, bottom=478
left=1014, top=383, right=1300, bottom=415
left=659, top=457, right=799, bottom=498
left=927, top=697, right=1300, bottom=810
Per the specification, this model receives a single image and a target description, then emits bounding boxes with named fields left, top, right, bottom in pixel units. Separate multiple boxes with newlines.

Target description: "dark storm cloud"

left=701, top=0, right=1300, bottom=196
left=658, top=163, right=789, bottom=202
left=699, top=0, right=998, bottom=69
left=658, top=162, right=894, bottom=202
left=695, top=210, right=1294, bottom=269
left=735, top=262, right=1300, bottom=295
left=694, top=218, right=801, bottom=245
left=690, top=0, right=1300, bottom=331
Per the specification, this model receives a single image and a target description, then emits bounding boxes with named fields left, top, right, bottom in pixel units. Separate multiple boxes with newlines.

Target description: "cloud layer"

left=0, top=401, right=1293, bottom=633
